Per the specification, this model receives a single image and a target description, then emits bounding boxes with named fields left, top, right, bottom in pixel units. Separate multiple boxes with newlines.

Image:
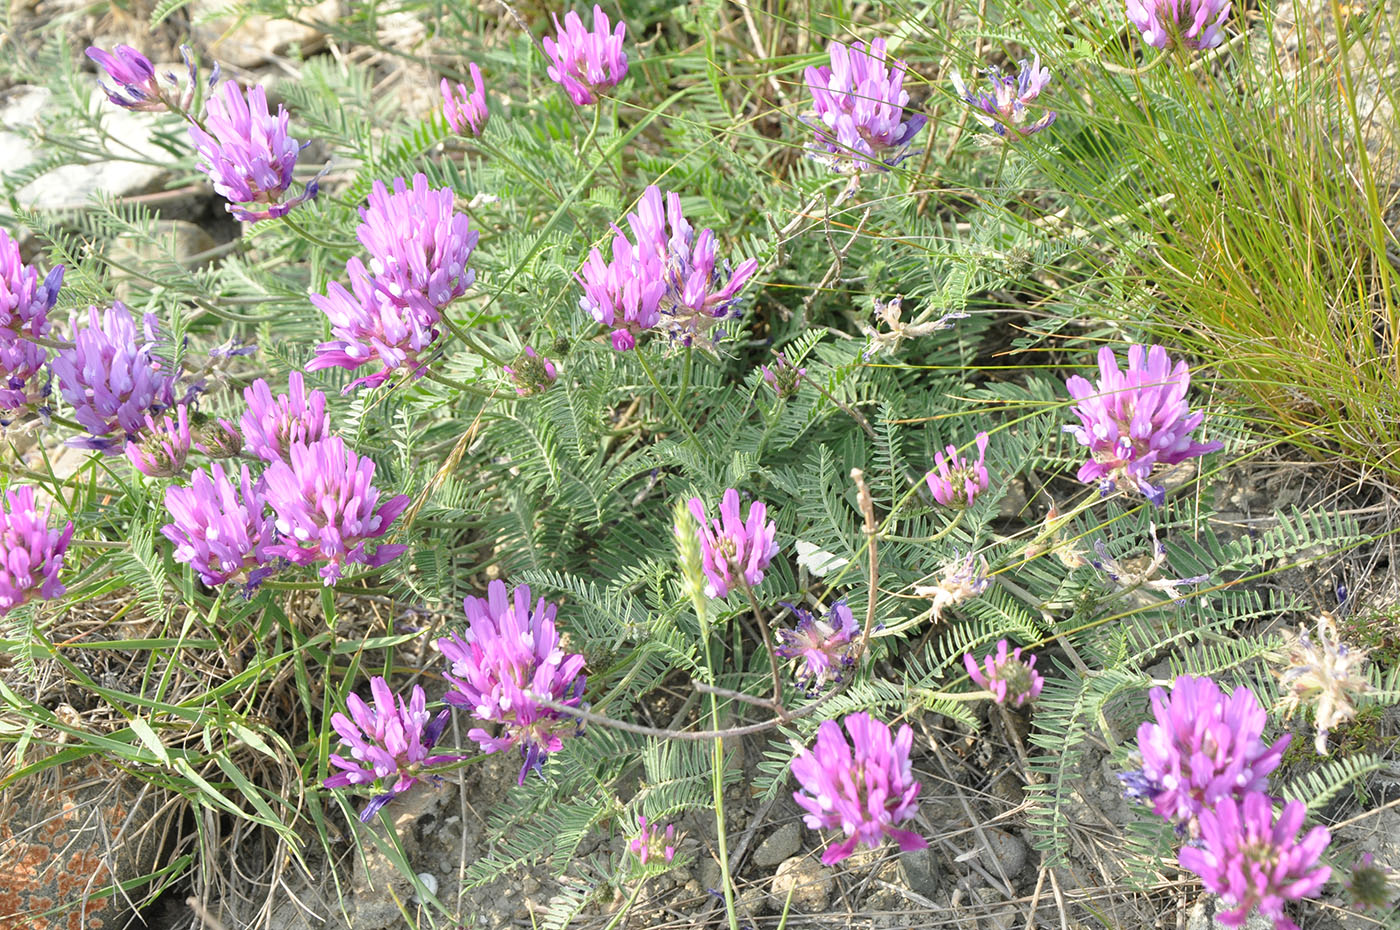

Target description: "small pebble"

left=412, top=871, right=438, bottom=904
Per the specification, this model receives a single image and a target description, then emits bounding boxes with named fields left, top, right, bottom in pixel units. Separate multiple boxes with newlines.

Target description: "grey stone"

left=753, top=821, right=802, bottom=867
left=979, top=828, right=1027, bottom=879
left=110, top=220, right=220, bottom=301
left=190, top=0, right=340, bottom=69
left=770, top=856, right=832, bottom=913
left=897, top=845, right=940, bottom=898
left=1186, top=896, right=1274, bottom=930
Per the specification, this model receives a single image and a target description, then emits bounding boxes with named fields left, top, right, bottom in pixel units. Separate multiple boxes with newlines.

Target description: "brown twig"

left=851, top=468, right=881, bottom=660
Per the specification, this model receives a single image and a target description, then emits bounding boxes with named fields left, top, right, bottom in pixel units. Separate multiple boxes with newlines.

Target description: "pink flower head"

left=126, top=405, right=193, bottom=477
left=441, top=65, right=489, bottom=136
left=194, top=417, right=244, bottom=459
left=577, top=230, right=666, bottom=349
left=325, top=676, right=462, bottom=822
left=629, top=815, right=678, bottom=866
left=952, top=55, right=1056, bottom=138
left=1127, top=0, right=1232, bottom=50
left=775, top=599, right=860, bottom=693
left=791, top=712, right=927, bottom=865
left=1130, top=675, right=1289, bottom=829
left=503, top=346, right=558, bottom=396
left=86, top=44, right=208, bottom=112
left=1178, top=793, right=1330, bottom=930
left=0, top=486, right=74, bottom=617
left=805, top=39, right=927, bottom=171
left=1064, top=344, right=1223, bottom=506
left=188, top=80, right=322, bottom=222
left=687, top=488, right=779, bottom=599
left=356, top=174, right=478, bottom=311
left=161, top=463, right=275, bottom=589
left=307, top=257, right=443, bottom=391
left=964, top=639, right=1044, bottom=707
left=0, top=339, right=47, bottom=412
left=1, top=227, right=63, bottom=343
left=543, top=5, right=628, bottom=106
left=240, top=372, right=330, bottom=463
left=261, top=436, right=410, bottom=585
left=927, top=431, right=990, bottom=508
left=52, top=303, right=176, bottom=452
left=761, top=352, right=805, bottom=399
left=438, top=580, right=588, bottom=783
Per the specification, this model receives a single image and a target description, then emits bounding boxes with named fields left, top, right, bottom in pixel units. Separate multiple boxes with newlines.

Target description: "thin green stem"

left=634, top=346, right=705, bottom=454
left=736, top=576, right=786, bottom=711
left=694, top=591, right=739, bottom=930
left=600, top=881, right=646, bottom=930
left=281, top=212, right=353, bottom=251
left=439, top=314, right=507, bottom=367
left=422, top=364, right=499, bottom=399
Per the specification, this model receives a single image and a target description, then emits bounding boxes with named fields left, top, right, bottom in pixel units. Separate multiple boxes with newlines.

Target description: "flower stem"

left=634, top=345, right=705, bottom=454
left=281, top=212, right=352, bottom=251
left=737, top=576, right=786, bottom=712
left=600, top=880, right=646, bottom=930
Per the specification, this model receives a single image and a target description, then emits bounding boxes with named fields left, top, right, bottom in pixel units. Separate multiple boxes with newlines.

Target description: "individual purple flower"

left=952, top=55, right=1057, bottom=138
left=0, top=486, right=75, bottom=617
left=51, top=303, right=176, bottom=451
left=261, top=436, right=410, bottom=584
left=161, top=463, right=275, bottom=588
left=355, top=174, right=478, bottom=311
left=775, top=599, right=860, bottom=693
left=790, top=712, right=927, bottom=865
left=324, top=676, right=462, bottom=823
left=126, top=405, right=193, bottom=477
left=503, top=346, right=558, bottom=396
left=188, top=80, right=321, bottom=223
left=964, top=639, right=1044, bottom=707
left=1178, top=793, right=1330, bottom=930
left=1129, top=675, right=1289, bottom=829
left=761, top=352, right=805, bottom=399
left=629, top=815, right=678, bottom=866
left=543, top=5, right=628, bottom=106
left=307, top=257, right=443, bottom=391
left=240, top=371, right=330, bottom=463
left=1127, top=0, right=1232, bottom=50
left=926, top=432, right=990, bottom=508
left=577, top=231, right=665, bottom=350
left=1, top=228, right=63, bottom=343
left=194, top=417, right=244, bottom=459
left=805, top=39, right=927, bottom=171
left=1064, top=344, right=1223, bottom=506
left=441, top=65, right=489, bottom=136
left=86, top=44, right=207, bottom=112
left=687, top=488, right=779, bottom=599
left=438, top=580, right=588, bottom=783
left=0, top=340, right=48, bottom=412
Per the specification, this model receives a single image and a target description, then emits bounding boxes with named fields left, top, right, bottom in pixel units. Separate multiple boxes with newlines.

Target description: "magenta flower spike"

left=952, top=55, right=1056, bottom=139
left=438, top=580, right=588, bottom=783
left=1, top=228, right=63, bottom=344
left=162, top=463, right=275, bottom=588
left=0, top=486, right=74, bottom=617
left=775, top=599, right=860, bottom=693
left=52, top=303, right=176, bottom=451
left=687, top=488, right=779, bottom=599
left=543, top=5, right=629, bottom=106
left=1127, top=0, right=1232, bottom=50
left=927, top=431, right=990, bottom=508
left=325, top=676, right=462, bottom=823
left=355, top=174, right=478, bottom=311
left=503, top=346, right=558, bottom=396
left=1127, top=675, right=1289, bottom=828
left=1178, top=793, right=1330, bottom=930
left=629, top=815, right=678, bottom=866
left=260, top=436, right=410, bottom=584
left=791, top=712, right=927, bottom=865
left=240, top=371, right=330, bottom=463
left=86, top=44, right=206, bottom=112
left=441, top=64, right=489, bottom=136
left=126, top=405, right=194, bottom=477
left=805, top=38, right=927, bottom=171
left=189, top=80, right=321, bottom=223
left=1064, top=344, right=1223, bottom=506
left=964, top=639, right=1045, bottom=707
left=577, top=230, right=666, bottom=350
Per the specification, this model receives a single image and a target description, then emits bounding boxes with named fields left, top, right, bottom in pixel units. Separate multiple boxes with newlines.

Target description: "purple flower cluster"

left=629, top=815, right=678, bottom=866
left=161, top=463, right=275, bottom=588
left=543, top=6, right=629, bottom=105
left=805, top=39, right=927, bottom=171
left=1127, top=0, right=1232, bottom=50
left=0, top=233, right=60, bottom=412
left=441, top=64, right=489, bottom=137
left=86, top=43, right=208, bottom=113
left=1179, top=794, right=1330, bottom=930
left=578, top=186, right=757, bottom=351
left=240, top=372, right=330, bottom=464
left=790, top=712, right=927, bottom=865
left=761, top=352, right=805, bottom=399
left=503, top=346, right=558, bottom=396
left=1064, top=344, right=1223, bottom=506
left=926, top=432, right=990, bottom=508
left=438, top=580, right=588, bottom=783
left=126, top=405, right=194, bottom=477
left=189, top=80, right=321, bottom=222
left=687, top=488, right=778, bottom=599
left=775, top=599, right=860, bottom=693
left=51, top=303, right=176, bottom=452
left=952, top=55, right=1057, bottom=138
left=0, top=486, right=74, bottom=617
left=310, top=174, right=477, bottom=390
left=325, top=676, right=462, bottom=822
left=964, top=639, right=1044, bottom=707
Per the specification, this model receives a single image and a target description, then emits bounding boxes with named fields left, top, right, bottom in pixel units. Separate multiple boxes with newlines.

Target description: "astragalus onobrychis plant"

left=1, top=0, right=1398, bottom=928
